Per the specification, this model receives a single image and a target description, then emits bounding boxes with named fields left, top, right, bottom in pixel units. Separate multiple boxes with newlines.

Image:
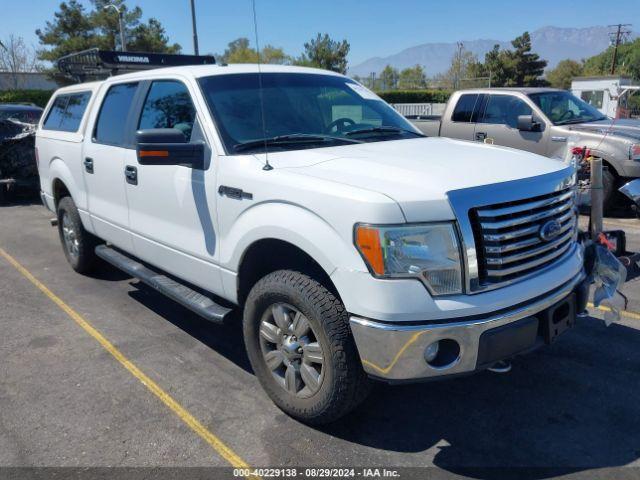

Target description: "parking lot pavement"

left=2, top=199, right=640, bottom=478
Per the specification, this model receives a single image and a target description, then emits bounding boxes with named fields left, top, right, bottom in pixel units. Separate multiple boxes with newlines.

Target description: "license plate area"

left=538, top=293, right=576, bottom=344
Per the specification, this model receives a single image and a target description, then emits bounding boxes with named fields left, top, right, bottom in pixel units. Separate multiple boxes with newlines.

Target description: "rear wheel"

left=57, top=196, right=100, bottom=273
left=243, top=270, right=371, bottom=424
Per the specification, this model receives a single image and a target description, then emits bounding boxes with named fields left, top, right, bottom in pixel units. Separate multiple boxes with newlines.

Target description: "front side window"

left=529, top=91, right=606, bottom=125
left=138, top=80, right=196, bottom=140
left=198, top=73, right=421, bottom=154
left=43, top=92, right=91, bottom=132
left=480, top=95, right=532, bottom=128
left=94, top=82, right=138, bottom=145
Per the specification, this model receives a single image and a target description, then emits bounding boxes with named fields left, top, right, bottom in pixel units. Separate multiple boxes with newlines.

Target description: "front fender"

left=220, top=201, right=367, bottom=277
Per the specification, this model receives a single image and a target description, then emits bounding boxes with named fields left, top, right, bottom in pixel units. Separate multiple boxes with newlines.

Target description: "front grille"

left=470, top=188, right=577, bottom=288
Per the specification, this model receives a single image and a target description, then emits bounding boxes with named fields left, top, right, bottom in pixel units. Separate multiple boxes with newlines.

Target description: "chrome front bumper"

left=350, top=269, right=587, bottom=382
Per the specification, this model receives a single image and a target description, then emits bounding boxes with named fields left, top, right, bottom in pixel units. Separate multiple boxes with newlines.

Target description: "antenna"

left=251, top=0, right=273, bottom=171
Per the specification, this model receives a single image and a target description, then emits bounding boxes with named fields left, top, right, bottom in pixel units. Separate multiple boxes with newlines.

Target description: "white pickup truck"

left=36, top=63, right=587, bottom=424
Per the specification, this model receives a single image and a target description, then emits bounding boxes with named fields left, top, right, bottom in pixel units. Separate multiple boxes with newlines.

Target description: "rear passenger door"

left=439, top=93, right=485, bottom=141
left=123, top=79, right=223, bottom=294
left=474, top=94, right=548, bottom=155
left=82, top=82, right=139, bottom=251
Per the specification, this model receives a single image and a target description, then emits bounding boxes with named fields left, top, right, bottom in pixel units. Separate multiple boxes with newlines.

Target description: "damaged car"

left=0, top=104, right=43, bottom=202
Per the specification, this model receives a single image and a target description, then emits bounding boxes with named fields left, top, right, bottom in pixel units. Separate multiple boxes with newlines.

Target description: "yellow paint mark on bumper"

left=0, top=247, right=252, bottom=470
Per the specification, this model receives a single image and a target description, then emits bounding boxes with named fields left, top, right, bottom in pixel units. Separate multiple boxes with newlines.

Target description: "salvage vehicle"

left=37, top=51, right=588, bottom=423
left=0, top=103, right=43, bottom=124
left=0, top=104, right=43, bottom=202
left=410, top=88, right=640, bottom=210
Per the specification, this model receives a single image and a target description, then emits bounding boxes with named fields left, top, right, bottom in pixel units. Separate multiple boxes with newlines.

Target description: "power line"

left=608, top=23, right=632, bottom=75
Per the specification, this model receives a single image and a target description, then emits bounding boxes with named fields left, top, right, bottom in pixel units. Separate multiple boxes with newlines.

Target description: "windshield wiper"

left=234, top=133, right=362, bottom=152
left=344, top=126, right=425, bottom=137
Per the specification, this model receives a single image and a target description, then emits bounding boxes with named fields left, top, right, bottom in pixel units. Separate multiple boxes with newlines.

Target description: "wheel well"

left=52, top=178, right=70, bottom=207
left=237, top=239, right=339, bottom=306
left=601, top=159, right=618, bottom=178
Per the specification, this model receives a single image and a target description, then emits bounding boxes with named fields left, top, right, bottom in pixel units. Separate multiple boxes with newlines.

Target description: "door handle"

left=475, top=132, right=487, bottom=141
left=124, top=165, right=138, bottom=185
left=84, top=157, right=94, bottom=174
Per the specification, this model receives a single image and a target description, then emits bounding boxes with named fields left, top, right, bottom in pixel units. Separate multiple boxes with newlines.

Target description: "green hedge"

left=377, top=90, right=452, bottom=104
left=0, top=90, right=54, bottom=108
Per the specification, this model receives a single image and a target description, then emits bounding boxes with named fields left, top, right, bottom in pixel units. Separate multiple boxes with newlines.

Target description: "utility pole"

left=608, top=23, right=631, bottom=75
left=189, top=0, right=200, bottom=55
left=455, top=42, right=463, bottom=89
left=104, top=4, right=127, bottom=52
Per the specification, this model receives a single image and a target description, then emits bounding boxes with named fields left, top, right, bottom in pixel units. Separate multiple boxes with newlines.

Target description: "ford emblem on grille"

left=539, top=219, right=562, bottom=241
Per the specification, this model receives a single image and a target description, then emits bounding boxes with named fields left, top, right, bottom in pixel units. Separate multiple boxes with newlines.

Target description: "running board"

left=95, top=245, right=231, bottom=323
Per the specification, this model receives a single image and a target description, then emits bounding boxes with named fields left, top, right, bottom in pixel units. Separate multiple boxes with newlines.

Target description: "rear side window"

left=451, top=94, right=480, bottom=123
left=43, top=92, right=91, bottom=132
left=94, top=82, right=138, bottom=145
left=138, top=80, right=196, bottom=140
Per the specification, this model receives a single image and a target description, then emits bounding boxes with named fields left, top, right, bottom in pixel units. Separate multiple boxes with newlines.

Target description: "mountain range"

left=348, top=26, right=638, bottom=77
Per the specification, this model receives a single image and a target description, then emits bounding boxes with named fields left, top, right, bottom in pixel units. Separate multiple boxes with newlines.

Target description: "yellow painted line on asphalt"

left=588, top=302, right=640, bottom=320
left=0, top=247, right=253, bottom=471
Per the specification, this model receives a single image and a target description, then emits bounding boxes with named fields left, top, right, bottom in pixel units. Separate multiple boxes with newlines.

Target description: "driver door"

left=123, top=78, right=223, bottom=294
left=475, top=94, right=548, bottom=156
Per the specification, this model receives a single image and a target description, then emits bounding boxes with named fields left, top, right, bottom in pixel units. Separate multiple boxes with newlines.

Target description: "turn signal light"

left=355, top=226, right=384, bottom=275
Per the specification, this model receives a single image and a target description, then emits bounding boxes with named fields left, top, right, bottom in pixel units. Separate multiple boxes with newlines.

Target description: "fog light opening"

left=425, top=339, right=460, bottom=369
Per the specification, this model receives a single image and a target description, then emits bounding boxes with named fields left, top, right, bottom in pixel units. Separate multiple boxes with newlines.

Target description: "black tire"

left=243, top=270, right=371, bottom=424
left=0, top=184, right=6, bottom=205
left=602, top=168, right=617, bottom=213
left=56, top=196, right=100, bottom=273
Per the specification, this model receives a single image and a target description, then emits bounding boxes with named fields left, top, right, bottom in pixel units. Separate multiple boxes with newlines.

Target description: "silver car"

left=411, top=88, right=640, bottom=210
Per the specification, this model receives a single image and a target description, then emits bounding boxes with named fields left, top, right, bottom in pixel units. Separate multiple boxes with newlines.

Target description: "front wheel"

left=243, top=270, right=371, bottom=424
left=602, top=168, right=617, bottom=213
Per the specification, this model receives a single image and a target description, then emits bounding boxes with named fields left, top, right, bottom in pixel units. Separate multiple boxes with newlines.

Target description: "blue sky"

left=2, top=0, right=639, bottom=65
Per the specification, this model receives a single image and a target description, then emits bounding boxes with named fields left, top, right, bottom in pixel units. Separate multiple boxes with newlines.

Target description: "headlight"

left=630, top=144, right=640, bottom=161
left=354, top=222, right=463, bottom=295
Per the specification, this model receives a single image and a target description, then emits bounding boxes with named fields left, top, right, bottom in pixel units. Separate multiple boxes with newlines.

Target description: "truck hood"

left=271, top=137, right=568, bottom=222
left=568, top=118, right=640, bottom=142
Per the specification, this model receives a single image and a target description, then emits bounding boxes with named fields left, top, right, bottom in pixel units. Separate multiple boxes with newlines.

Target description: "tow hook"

left=488, top=360, right=512, bottom=374
left=50, top=218, right=58, bottom=227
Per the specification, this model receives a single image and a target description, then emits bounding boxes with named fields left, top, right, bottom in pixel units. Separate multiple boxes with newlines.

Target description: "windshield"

left=0, top=108, right=42, bottom=124
left=528, top=91, right=607, bottom=125
left=198, top=72, right=421, bottom=154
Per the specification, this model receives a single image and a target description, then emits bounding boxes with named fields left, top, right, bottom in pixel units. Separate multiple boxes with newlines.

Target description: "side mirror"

left=517, top=114, right=541, bottom=132
left=136, top=128, right=204, bottom=169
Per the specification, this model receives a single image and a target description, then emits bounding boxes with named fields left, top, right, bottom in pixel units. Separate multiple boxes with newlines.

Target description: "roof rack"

left=57, top=48, right=216, bottom=82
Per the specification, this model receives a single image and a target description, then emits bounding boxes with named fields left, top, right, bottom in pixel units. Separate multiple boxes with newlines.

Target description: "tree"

left=296, top=33, right=350, bottom=74
left=398, top=65, right=427, bottom=89
left=379, top=65, right=399, bottom=90
left=260, top=45, right=290, bottom=65
left=507, top=32, right=547, bottom=86
left=547, top=59, right=584, bottom=89
left=219, top=38, right=258, bottom=63
left=0, top=35, right=41, bottom=89
left=468, top=33, right=548, bottom=87
left=217, top=38, right=290, bottom=65
left=583, top=37, right=640, bottom=80
left=438, top=46, right=481, bottom=89
left=36, top=0, right=181, bottom=65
